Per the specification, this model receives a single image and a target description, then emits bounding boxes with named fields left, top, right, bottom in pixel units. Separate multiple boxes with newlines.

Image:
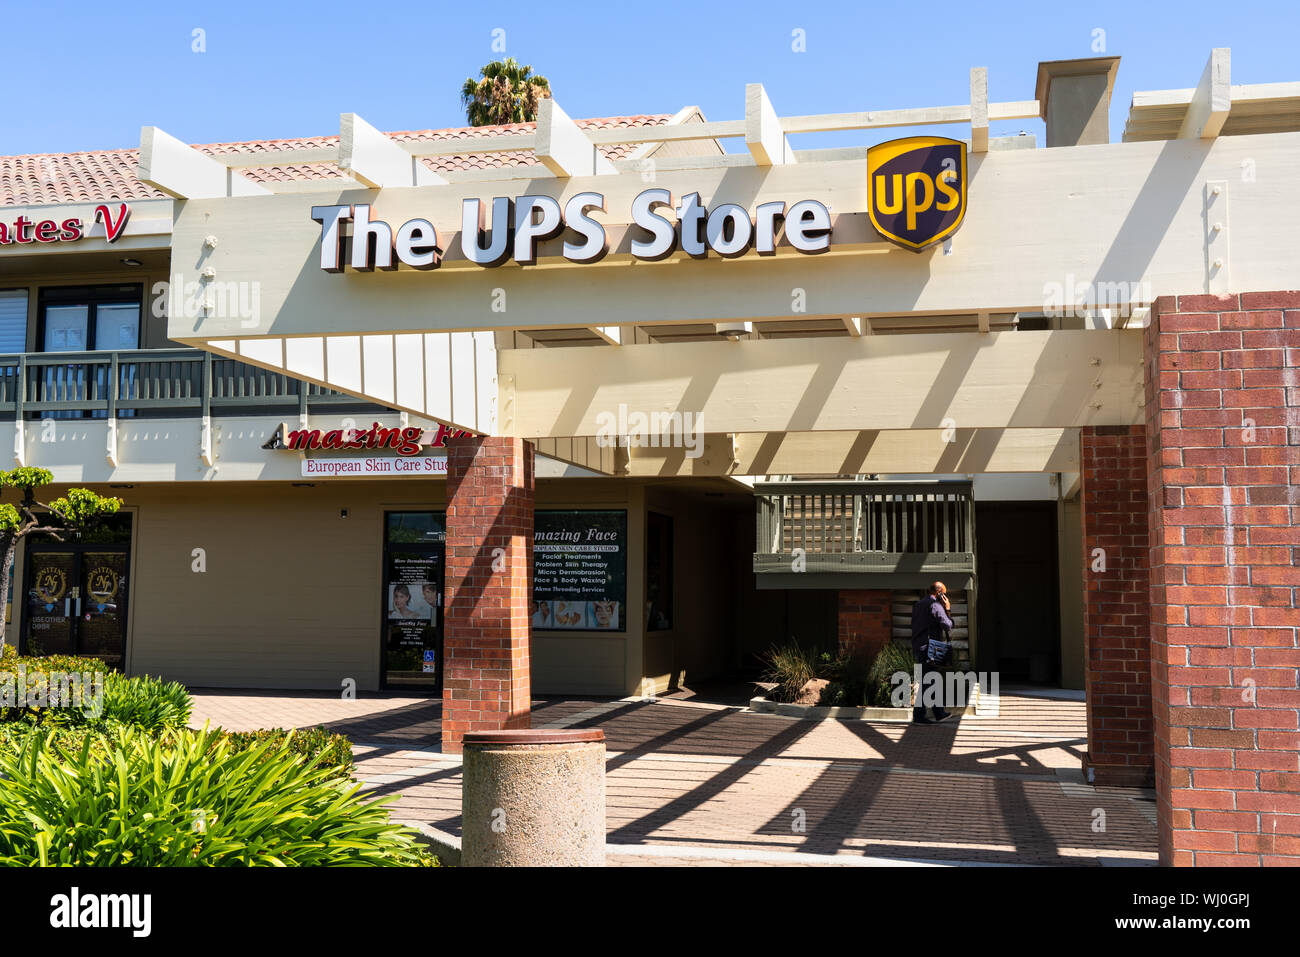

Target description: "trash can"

left=461, top=728, right=606, bottom=867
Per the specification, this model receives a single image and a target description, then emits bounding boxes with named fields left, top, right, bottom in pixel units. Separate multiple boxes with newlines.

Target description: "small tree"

left=460, top=58, right=551, bottom=127
left=0, top=468, right=121, bottom=655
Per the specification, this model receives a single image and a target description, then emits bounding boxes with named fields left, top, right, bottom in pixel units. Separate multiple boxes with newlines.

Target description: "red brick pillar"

left=1144, top=293, right=1300, bottom=866
left=837, top=590, right=893, bottom=659
left=1079, top=425, right=1154, bottom=788
left=442, top=436, right=534, bottom=753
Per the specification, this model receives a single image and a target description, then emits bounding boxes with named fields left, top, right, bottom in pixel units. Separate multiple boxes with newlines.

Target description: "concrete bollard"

left=461, top=728, right=606, bottom=866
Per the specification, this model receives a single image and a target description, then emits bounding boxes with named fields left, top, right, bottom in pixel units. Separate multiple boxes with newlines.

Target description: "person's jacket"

left=910, top=595, right=953, bottom=656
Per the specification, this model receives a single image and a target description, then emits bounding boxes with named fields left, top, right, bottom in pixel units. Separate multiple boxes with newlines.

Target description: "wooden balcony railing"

left=0, top=349, right=374, bottom=419
left=754, top=480, right=977, bottom=581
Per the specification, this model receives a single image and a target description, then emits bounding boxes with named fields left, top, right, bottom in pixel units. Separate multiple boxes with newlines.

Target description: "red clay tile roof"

left=1, top=115, right=672, bottom=206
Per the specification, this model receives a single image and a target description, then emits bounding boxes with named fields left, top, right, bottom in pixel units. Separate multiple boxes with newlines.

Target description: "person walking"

left=910, top=581, right=954, bottom=724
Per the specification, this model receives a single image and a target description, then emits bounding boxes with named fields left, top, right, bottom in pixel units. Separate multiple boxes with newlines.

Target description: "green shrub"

left=0, top=662, right=189, bottom=732
left=868, top=642, right=917, bottom=707
left=817, top=681, right=846, bottom=707
left=221, top=726, right=354, bottom=779
left=0, top=726, right=432, bottom=866
left=760, top=641, right=820, bottom=702
left=99, top=672, right=192, bottom=731
left=0, top=655, right=111, bottom=724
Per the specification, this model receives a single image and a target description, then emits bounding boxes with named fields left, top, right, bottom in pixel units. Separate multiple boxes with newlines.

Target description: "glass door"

left=78, top=552, right=130, bottom=670
left=21, top=516, right=132, bottom=669
left=23, top=552, right=77, bottom=657
left=382, top=511, right=445, bottom=692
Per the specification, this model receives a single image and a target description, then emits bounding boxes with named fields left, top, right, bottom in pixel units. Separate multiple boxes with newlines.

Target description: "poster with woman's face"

left=388, top=582, right=436, bottom=622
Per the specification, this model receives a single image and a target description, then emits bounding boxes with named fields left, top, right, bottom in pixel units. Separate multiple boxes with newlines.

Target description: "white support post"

left=138, top=127, right=271, bottom=199
left=534, top=99, right=616, bottom=177
left=1179, top=48, right=1231, bottom=139
left=339, top=113, right=447, bottom=188
left=12, top=420, right=23, bottom=467
left=106, top=418, right=118, bottom=467
left=970, top=68, right=989, bottom=153
left=200, top=415, right=214, bottom=467
left=745, top=84, right=795, bottom=165
left=842, top=317, right=866, bottom=337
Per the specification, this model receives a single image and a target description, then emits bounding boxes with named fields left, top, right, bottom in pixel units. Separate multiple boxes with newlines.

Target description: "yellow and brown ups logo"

left=867, top=136, right=967, bottom=252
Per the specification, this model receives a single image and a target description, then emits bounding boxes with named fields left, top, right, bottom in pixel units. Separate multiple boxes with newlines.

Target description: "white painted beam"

left=339, top=113, right=446, bottom=188
left=745, top=84, right=795, bottom=166
left=138, top=127, right=271, bottom=199
left=500, top=329, right=1145, bottom=437
left=406, top=135, right=537, bottom=157
left=624, top=427, right=1081, bottom=477
left=970, top=68, right=989, bottom=153
left=534, top=99, right=616, bottom=177
left=1179, top=48, right=1231, bottom=139
left=220, top=147, right=338, bottom=168
left=782, top=100, right=1038, bottom=134
left=591, top=326, right=622, bottom=345
left=199, top=333, right=493, bottom=435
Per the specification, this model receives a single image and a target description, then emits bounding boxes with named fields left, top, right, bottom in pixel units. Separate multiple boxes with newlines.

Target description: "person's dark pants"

left=912, top=650, right=950, bottom=722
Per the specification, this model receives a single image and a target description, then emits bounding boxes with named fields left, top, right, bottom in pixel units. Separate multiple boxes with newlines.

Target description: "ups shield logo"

left=867, top=136, right=967, bottom=252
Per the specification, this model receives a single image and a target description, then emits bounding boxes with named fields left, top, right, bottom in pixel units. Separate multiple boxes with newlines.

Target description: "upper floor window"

left=38, top=284, right=142, bottom=353
left=0, top=290, right=27, bottom=354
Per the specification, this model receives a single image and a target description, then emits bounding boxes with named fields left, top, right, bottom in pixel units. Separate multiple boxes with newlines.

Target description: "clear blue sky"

left=4, top=0, right=1295, bottom=155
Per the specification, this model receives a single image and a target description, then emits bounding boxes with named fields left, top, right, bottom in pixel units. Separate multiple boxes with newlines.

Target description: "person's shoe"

left=933, top=711, right=955, bottom=723
left=913, top=714, right=933, bottom=724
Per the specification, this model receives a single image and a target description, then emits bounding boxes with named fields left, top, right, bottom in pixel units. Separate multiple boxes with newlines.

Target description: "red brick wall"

left=1145, top=293, right=1300, bottom=866
left=442, top=436, right=534, bottom=753
left=1080, top=425, right=1154, bottom=787
left=837, top=590, right=893, bottom=659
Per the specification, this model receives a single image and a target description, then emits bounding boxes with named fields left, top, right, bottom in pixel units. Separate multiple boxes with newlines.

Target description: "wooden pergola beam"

left=500, top=329, right=1144, bottom=436
left=138, top=127, right=271, bottom=199
left=340, top=113, right=446, bottom=188
left=1179, top=48, right=1232, bottom=139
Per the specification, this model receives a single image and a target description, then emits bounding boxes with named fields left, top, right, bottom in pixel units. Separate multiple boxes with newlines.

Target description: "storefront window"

left=532, top=510, right=627, bottom=632
left=646, top=511, right=673, bottom=631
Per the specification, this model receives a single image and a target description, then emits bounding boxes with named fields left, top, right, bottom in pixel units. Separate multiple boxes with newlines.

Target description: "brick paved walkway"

left=189, top=688, right=1158, bottom=867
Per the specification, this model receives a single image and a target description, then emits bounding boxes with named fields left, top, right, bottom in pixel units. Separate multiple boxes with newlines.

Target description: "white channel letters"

left=310, top=191, right=832, bottom=271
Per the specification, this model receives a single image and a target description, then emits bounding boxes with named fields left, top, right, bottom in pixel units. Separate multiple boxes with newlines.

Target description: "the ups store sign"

left=867, top=136, right=968, bottom=252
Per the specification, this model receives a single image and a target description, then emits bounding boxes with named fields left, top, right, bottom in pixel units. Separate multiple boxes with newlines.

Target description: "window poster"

left=532, top=510, right=627, bottom=632
left=385, top=549, right=442, bottom=678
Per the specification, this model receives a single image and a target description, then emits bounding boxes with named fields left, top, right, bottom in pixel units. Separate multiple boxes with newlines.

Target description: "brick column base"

left=1145, top=293, right=1300, bottom=866
left=1080, top=425, right=1154, bottom=789
left=837, top=590, right=893, bottom=660
left=442, top=436, right=534, bottom=753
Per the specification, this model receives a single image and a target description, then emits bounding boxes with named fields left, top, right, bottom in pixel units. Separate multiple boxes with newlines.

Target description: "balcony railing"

left=754, top=480, right=976, bottom=582
left=0, top=349, right=375, bottom=419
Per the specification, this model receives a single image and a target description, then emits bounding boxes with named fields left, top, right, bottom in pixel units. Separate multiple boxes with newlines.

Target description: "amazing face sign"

left=867, top=136, right=967, bottom=252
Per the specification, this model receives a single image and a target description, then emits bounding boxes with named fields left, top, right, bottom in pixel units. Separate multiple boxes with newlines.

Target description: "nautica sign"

left=310, top=190, right=833, bottom=271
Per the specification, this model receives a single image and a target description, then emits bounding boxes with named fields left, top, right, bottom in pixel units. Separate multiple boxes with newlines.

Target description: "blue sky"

left=4, top=0, right=1295, bottom=155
